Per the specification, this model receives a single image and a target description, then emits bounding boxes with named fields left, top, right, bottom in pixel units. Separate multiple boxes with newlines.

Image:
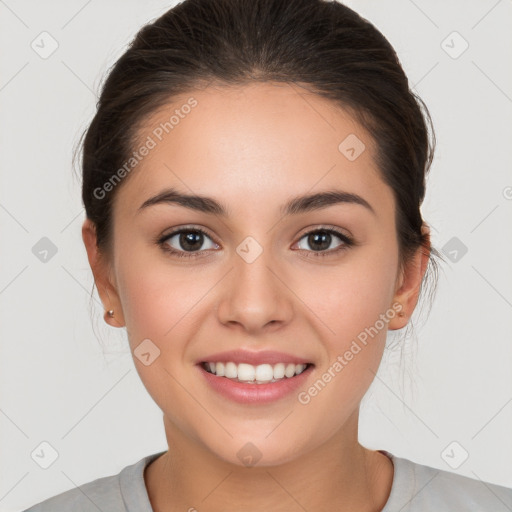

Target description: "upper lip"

left=198, top=349, right=312, bottom=366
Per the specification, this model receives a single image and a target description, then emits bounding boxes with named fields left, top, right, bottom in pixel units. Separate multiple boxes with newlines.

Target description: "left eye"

left=295, top=228, right=352, bottom=254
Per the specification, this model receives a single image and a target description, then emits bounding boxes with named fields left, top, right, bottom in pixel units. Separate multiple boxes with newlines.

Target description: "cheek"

left=295, top=239, right=399, bottom=410
left=294, top=249, right=399, bottom=432
left=114, top=255, right=206, bottom=423
left=304, top=240, right=399, bottom=344
left=115, top=246, right=217, bottom=352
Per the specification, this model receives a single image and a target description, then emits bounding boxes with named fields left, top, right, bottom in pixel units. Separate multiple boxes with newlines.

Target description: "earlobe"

left=388, top=225, right=431, bottom=330
left=81, top=219, right=125, bottom=328
left=101, top=287, right=125, bottom=328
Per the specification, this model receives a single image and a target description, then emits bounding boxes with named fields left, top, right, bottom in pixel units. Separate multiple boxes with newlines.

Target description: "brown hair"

left=78, top=0, right=441, bottom=305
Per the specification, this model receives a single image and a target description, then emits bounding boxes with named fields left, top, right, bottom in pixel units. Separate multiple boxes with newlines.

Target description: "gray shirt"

left=22, top=450, right=512, bottom=511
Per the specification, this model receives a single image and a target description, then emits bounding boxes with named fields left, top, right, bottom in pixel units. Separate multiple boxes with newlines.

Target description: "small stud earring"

left=398, top=310, right=406, bottom=318
left=107, top=310, right=114, bottom=318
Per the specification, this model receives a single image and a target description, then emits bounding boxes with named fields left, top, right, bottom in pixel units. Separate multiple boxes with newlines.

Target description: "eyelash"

left=156, top=225, right=355, bottom=259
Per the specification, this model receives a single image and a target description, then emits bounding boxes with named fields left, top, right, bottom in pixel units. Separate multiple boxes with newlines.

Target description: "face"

left=84, top=82, right=423, bottom=467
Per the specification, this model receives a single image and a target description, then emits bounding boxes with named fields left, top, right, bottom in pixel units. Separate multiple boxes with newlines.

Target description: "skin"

left=82, top=82, right=430, bottom=511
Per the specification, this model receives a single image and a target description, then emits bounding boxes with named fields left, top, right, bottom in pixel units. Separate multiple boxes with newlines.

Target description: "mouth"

left=196, top=351, right=315, bottom=404
left=201, top=361, right=313, bottom=384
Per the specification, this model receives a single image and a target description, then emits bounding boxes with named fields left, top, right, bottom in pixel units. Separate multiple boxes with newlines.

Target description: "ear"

left=82, top=218, right=125, bottom=328
left=388, top=224, right=431, bottom=330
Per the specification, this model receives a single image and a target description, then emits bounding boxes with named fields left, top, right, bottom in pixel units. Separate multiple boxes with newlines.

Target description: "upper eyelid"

left=297, top=224, right=352, bottom=238
left=161, top=225, right=219, bottom=243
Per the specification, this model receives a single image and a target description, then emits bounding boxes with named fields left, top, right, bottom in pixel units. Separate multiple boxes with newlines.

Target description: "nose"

left=216, top=245, right=294, bottom=335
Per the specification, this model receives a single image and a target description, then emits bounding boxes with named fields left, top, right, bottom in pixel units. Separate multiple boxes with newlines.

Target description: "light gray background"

left=1, top=1, right=511, bottom=510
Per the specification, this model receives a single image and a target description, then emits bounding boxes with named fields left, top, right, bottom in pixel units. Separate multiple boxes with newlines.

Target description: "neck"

left=145, top=411, right=394, bottom=512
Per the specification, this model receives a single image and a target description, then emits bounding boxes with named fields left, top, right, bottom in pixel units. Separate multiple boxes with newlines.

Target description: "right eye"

left=158, top=227, right=220, bottom=258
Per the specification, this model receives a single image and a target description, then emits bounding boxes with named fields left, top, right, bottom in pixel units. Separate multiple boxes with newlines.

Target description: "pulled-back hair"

left=79, top=0, right=440, bottom=303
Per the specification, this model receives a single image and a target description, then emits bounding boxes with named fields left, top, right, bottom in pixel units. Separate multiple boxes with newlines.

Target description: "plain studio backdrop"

left=1, top=1, right=511, bottom=510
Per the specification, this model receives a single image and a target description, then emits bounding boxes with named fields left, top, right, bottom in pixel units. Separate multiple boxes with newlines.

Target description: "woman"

left=23, top=0, right=512, bottom=510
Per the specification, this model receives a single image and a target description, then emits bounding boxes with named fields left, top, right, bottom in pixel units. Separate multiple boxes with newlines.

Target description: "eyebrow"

left=138, top=187, right=375, bottom=217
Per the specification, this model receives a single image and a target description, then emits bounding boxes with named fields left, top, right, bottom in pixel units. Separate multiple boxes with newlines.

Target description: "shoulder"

left=382, top=450, right=512, bottom=511
left=21, top=451, right=164, bottom=512
left=21, top=472, right=123, bottom=512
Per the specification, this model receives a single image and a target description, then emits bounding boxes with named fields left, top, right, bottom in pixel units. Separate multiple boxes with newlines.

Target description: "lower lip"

left=197, top=364, right=314, bottom=404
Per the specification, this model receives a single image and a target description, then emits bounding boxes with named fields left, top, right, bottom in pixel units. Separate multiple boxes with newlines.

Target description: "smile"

left=202, top=361, right=310, bottom=384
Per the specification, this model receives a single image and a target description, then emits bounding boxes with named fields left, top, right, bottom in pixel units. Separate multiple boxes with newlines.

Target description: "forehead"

left=114, top=82, right=393, bottom=219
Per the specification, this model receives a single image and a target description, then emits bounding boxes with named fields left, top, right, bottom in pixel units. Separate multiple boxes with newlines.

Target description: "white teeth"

left=255, top=364, right=273, bottom=383
left=203, top=361, right=309, bottom=383
left=215, top=362, right=225, bottom=377
left=295, top=364, right=307, bottom=375
left=285, top=363, right=296, bottom=378
left=237, top=363, right=255, bottom=382
left=225, top=362, right=237, bottom=379
left=273, top=363, right=285, bottom=379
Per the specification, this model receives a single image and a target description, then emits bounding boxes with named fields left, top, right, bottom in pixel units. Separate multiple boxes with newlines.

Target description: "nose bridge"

left=216, top=235, right=293, bottom=332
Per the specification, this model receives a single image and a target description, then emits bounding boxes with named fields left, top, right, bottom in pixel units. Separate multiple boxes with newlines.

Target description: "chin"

left=201, top=432, right=308, bottom=469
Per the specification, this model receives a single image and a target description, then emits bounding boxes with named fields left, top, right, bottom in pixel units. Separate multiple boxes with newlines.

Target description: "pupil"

left=180, top=231, right=203, bottom=251
left=309, top=231, right=330, bottom=251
